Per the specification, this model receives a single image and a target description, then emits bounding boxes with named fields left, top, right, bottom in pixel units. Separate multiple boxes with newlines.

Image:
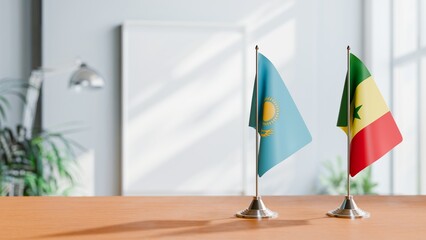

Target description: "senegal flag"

left=337, top=53, right=402, bottom=177
left=249, top=53, right=311, bottom=177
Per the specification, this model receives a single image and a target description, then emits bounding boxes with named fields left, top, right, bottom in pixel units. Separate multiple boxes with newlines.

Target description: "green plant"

left=0, top=125, right=83, bottom=196
left=0, top=78, right=81, bottom=196
left=319, top=156, right=378, bottom=195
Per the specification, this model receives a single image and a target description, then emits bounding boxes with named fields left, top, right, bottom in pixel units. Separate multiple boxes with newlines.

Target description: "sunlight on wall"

left=259, top=20, right=295, bottom=74
left=241, top=0, right=294, bottom=31
left=393, top=0, right=417, bottom=58
left=393, top=63, right=418, bottom=194
left=173, top=31, right=244, bottom=79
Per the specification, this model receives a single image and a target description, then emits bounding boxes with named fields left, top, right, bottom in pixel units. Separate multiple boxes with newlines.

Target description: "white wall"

left=0, top=0, right=32, bottom=127
left=364, top=0, right=393, bottom=194
left=365, top=0, right=426, bottom=195
left=315, top=0, right=364, bottom=190
left=42, top=0, right=363, bottom=195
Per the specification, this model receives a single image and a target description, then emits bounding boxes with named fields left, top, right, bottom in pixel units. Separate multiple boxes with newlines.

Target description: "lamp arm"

left=35, top=59, right=82, bottom=77
left=22, top=72, right=43, bottom=137
left=22, top=59, right=104, bottom=136
left=22, top=59, right=82, bottom=136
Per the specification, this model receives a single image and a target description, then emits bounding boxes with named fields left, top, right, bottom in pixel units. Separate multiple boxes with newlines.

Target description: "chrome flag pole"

left=236, top=45, right=277, bottom=219
left=327, top=46, right=369, bottom=219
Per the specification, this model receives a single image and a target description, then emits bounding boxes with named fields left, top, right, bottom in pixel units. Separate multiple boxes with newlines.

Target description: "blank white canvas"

left=122, top=22, right=247, bottom=195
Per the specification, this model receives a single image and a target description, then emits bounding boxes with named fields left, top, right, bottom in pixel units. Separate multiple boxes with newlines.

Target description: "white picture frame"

left=121, top=21, right=248, bottom=195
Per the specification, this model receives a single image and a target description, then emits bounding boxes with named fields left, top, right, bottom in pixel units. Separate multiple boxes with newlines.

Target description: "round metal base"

left=236, top=196, right=278, bottom=219
left=327, top=195, right=370, bottom=219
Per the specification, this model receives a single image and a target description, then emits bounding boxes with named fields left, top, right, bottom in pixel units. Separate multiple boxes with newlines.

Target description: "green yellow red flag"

left=337, top=53, right=402, bottom=176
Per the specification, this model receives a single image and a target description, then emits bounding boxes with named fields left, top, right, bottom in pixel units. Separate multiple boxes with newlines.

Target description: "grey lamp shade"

left=69, top=63, right=104, bottom=90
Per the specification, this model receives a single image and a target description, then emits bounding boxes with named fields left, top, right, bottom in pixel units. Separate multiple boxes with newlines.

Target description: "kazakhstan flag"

left=249, top=53, right=311, bottom=177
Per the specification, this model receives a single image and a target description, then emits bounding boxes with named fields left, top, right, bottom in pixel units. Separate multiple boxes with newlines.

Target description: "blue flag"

left=249, top=53, right=311, bottom=177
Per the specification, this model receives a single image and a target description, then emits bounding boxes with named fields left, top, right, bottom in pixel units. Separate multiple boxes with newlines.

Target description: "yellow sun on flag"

left=262, top=97, right=279, bottom=126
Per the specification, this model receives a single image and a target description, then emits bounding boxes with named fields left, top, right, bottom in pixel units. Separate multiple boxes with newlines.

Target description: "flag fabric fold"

left=337, top=53, right=403, bottom=177
left=249, top=53, right=311, bottom=177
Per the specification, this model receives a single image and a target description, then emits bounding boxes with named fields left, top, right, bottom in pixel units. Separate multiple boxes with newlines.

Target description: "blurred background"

left=0, top=0, right=424, bottom=196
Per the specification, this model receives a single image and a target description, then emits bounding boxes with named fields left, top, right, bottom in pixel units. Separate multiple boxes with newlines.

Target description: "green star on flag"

left=353, top=105, right=362, bottom=120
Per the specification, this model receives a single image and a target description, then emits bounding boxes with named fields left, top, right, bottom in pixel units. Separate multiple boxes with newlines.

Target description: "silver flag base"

left=327, top=195, right=370, bottom=219
left=236, top=196, right=278, bottom=219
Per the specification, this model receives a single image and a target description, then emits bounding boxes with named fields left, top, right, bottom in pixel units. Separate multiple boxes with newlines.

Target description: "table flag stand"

left=327, top=195, right=369, bottom=218
left=236, top=45, right=277, bottom=219
left=326, top=46, right=369, bottom=219
left=236, top=196, right=277, bottom=219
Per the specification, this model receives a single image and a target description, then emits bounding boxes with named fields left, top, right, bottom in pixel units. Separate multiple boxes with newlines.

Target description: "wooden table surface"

left=1, top=196, right=425, bottom=240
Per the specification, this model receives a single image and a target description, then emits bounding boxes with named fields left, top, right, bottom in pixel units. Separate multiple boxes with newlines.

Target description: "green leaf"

left=0, top=96, right=11, bottom=109
left=0, top=122, right=81, bottom=196
left=7, top=91, right=27, bottom=104
left=0, top=105, right=6, bottom=122
left=24, top=173, right=38, bottom=196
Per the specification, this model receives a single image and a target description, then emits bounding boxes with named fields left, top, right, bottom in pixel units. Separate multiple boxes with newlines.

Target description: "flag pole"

left=326, top=46, right=369, bottom=219
left=346, top=45, right=351, bottom=198
left=255, top=45, right=259, bottom=198
left=236, top=45, right=277, bottom=219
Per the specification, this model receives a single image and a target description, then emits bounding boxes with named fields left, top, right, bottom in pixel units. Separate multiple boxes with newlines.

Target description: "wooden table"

left=1, top=196, right=425, bottom=239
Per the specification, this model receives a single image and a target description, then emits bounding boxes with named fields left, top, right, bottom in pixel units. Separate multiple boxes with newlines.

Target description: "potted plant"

left=0, top=79, right=80, bottom=196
